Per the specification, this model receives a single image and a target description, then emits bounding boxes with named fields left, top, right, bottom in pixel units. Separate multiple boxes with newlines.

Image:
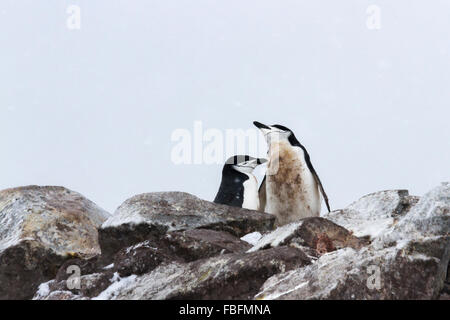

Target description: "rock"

left=248, top=217, right=368, bottom=254
left=34, top=279, right=88, bottom=300
left=442, top=263, right=450, bottom=299
left=98, top=222, right=168, bottom=265
left=55, top=256, right=104, bottom=283
left=97, top=246, right=311, bottom=300
left=103, top=192, right=275, bottom=236
left=256, top=184, right=449, bottom=300
left=91, top=273, right=138, bottom=300
left=323, top=189, right=419, bottom=239
left=99, top=192, right=274, bottom=260
left=51, top=255, right=122, bottom=298
left=75, top=273, right=113, bottom=297
left=315, top=233, right=336, bottom=255
left=37, top=290, right=85, bottom=300
left=8, top=184, right=447, bottom=301
left=113, top=241, right=174, bottom=277
left=46, top=272, right=113, bottom=299
left=0, top=186, right=110, bottom=300
left=112, top=229, right=251, bottom=276
left=36, top=228, right=254, bottom=299
left=257, top=241, right=448, bottom=300
left=162, top=229, right=251, bottom=262
left=383, top=184, right=449, bottom=240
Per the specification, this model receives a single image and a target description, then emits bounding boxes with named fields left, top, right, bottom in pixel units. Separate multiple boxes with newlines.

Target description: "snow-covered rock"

left=160, top=229, right=251, bottom=262
left=0, top=186, right=110, bottom=300
left=96, top=246, right=311, bottom=300
left=256, top=184, right=449, bottom=300
left=99, top=192, right=274, bottom=259
left=2, top=184, right=446, bottom=300
left=102, top=192, right=274, bottom=234
left=248, top=217, right=368, bottom=253
left=323, top=189, right=419, bottom=239
left=33, top=228, right=255, bottom=300
left=35, top=246, right=310, bottom=300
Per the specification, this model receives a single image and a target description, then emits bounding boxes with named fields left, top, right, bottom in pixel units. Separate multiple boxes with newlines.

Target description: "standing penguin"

left=253, top=121, right=330, bottom=225
left=214, top=155, right=267, bottom=210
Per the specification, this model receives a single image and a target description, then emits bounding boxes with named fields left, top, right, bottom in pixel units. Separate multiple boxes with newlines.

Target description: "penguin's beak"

left=256, top=158, right=267, bottom=165
left=253, top=121, right=274, bottom=138
left=243, top=157, right=267, bottom=169
left=253, top=121, right=271, bottom=130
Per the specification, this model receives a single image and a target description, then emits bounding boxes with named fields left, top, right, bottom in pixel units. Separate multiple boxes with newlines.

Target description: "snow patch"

left=33, top=280, right=54, bottom=299
left=92, top=273, right=137, bottom=300
left=0, top=197, right=26, bottom=251
left=247, top=221, right=302, bottom=252
left=125, top=240, right=156, bottom=254
left=324, top=190, right=408, bottom=238
left=407, top=253, right=440, bottom=263
left=261, top=281, right=309, bottom=300
left=240, top=232, right=262, bottom=246
left=101, top=212, right=146, bottom=229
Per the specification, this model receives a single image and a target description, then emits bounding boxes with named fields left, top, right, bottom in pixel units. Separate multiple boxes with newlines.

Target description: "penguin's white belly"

left=265, top=142, right=321, bottom=225
left=242, top=175, right=260, bottom=211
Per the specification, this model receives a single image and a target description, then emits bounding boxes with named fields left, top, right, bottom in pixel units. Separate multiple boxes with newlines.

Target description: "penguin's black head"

left=253, top=121, right=301, bottom=147
left=272, top=124, right=292, bottom=132
left=223, top=155, right=267, bottom=175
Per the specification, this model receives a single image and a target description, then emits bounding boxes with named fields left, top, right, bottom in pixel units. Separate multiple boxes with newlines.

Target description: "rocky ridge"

left=0, top=184, right=448, bottom=300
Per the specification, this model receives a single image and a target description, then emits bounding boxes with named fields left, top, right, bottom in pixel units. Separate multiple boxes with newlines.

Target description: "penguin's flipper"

left=312, top=172, right=331, bottom=212
left=258, top=175, right=266, bottom=212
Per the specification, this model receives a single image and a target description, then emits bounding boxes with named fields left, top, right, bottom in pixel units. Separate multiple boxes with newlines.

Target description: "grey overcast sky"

left=1, top=1, right=449, bottom=213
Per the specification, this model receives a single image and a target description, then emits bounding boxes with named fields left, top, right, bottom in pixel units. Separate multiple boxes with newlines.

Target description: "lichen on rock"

left=0, top=186, right=110, bottom=299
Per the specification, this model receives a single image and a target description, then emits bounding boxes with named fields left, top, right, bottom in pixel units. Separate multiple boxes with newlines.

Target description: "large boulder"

left=35, top=246, right=311, bottom=300
left=99, top=192, right=275, bottom=259
left=256, top=184, right=449, bottom=300
left=34, top=228, right=257, bottom=299
left=112, top=229, right=252, bottom=276
left=161, top=229, right=252, bottom=262
left=323, top=189, right=419, bottom=238
left=0, top=186, right=110, bottom=299
left=112, top=229, right=253, bottom=277
left=94, top=246, right=311, bottom=300
left=248, top=217, right=368, bottom=255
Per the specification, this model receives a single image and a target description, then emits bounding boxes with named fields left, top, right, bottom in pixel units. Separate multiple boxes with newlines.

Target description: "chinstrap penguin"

left=254, top=121, right=330, bottom=225
left=214, top=155, right=267, bottom=210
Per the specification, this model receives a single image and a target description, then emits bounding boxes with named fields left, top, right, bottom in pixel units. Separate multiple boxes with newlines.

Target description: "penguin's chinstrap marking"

left=214, top=155, right=267, bottom=211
